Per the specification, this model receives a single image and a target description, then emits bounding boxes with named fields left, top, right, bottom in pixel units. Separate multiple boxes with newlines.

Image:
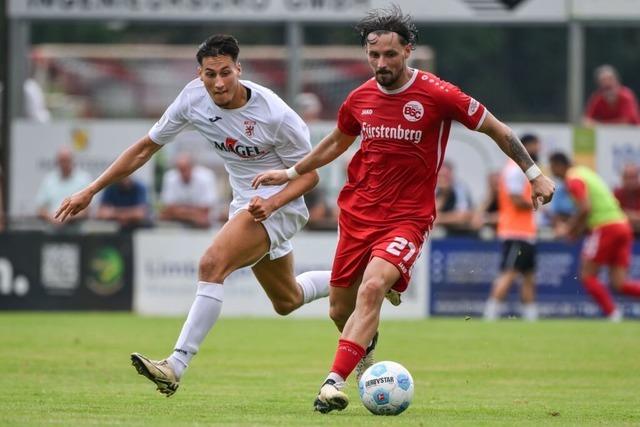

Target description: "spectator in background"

left=584, top=65, right=640, bottom=126
left=23, top=77, right=51, bottom=122
left=35, top=146, right=91, bottom=225
left=159, top=152, right=218, bottom=229
left=96, top=176, right=150, bottom=231
left=471, top=170, right=500, bottom=233
left=435, top=161, right=474, bottom=235
left=484, top=134, right=541, bottom=321
left=550, top=152, right=640, bottom=321
left=295, top=92, right=323, bottom=122
left=304, top=187, right=337, bottom=230
left=614, top=163, right=640, bottom=236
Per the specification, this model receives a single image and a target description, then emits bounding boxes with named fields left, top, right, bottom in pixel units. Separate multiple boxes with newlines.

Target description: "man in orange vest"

left=484, top=134, right=540, bottom=321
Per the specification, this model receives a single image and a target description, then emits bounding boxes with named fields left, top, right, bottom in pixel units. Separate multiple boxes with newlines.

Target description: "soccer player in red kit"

left=253, top=6, right=556, bottom=413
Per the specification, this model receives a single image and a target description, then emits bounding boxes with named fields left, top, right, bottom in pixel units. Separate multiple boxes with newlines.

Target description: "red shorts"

left=582, top=221, right=633, bottom=268
left=331, top=218, right=427, bottom=292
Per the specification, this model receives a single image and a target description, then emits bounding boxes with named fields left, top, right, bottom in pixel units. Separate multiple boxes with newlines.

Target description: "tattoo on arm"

left=505, top=132, right=534, bottom=171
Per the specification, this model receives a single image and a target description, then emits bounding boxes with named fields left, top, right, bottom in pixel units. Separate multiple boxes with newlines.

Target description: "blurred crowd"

left=1, top=64, right=639, bottom=236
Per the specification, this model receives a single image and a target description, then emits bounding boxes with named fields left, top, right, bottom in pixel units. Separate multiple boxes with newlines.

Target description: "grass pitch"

left=1, top=313, right=639, bottom=426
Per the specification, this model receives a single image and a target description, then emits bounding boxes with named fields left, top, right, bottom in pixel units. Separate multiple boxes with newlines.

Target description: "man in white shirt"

left=55, top=34, right=331, bottom=396
left=36, top=146, right=91, bottom=225
left=159, top=152, right=219, bottom=228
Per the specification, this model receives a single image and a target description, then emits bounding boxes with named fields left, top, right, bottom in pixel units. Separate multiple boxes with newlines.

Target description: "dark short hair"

left=354, top=4, right=418, bottom=49
left=196, top=34, right=240, bottom=65
left=549, top=152, right=571, bottom=167
left=520, top=134, right=539, bottom=146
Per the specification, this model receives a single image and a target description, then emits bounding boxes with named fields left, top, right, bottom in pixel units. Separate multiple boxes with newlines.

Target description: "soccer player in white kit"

left=55, top=34, right=331, bottom=396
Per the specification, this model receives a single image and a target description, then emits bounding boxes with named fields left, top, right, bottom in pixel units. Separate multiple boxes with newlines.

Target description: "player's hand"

left=55, top=188, right=94, bottom=223
left=247, top=196, right=276, bottom=222
left=252, top=169, right=288, bottom=189
left=530, top=174, right=555, bottom=210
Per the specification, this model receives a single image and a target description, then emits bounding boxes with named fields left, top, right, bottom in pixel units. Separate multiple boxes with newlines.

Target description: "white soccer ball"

left=358, top=361, right=414, bottom=415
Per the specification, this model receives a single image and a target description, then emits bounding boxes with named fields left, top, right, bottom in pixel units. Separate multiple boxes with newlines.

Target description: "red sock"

left=330, top=339, right=366, bottom=380
left=583, top=276, right=616, bottom=315
left=621, top=281, right=640, bottom=297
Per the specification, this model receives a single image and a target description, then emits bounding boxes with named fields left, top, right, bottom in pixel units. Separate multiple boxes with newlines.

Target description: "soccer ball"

left=358, top=361, right=414, bottom=415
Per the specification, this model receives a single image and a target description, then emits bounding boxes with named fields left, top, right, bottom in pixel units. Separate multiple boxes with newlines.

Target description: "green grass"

left=1, top=314, right=639, bottom=426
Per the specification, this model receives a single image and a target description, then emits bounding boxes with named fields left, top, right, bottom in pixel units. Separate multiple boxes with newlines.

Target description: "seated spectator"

left=304, top=187, right=337, bottom=230
left=435, top=161, right=474, bottom=235
left=614, top=163, right=640, bottom=235
left=471, top=170, right=500, bottom=232
left=96, top=176, right=150, bottom=231
left=584, top=64, right=640, bottom=126
left=35, top=146, right=91, bottom=226
left=159, top=153, right=218, bottom=228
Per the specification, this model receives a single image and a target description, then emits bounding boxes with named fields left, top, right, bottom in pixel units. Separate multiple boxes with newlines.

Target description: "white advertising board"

left=133, top=229, right=428, bottom=318
left=10, top=120, right=155, bottom=217
left=595, top=126, right=640, bottom=188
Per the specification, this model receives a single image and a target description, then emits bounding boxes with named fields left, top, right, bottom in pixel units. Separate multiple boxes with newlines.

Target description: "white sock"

left=167, top=281, right=223, bottom=379
left=296, top=270, right=331, bottom=304
left=521, top=303, right=538, bottom=321
left=483, top=297, right=501, bottom=320
left=326, top=372, right=346, bottom=389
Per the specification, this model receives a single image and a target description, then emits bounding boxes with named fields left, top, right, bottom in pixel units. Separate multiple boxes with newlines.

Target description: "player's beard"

left=375, top=69, right=399, bottom=87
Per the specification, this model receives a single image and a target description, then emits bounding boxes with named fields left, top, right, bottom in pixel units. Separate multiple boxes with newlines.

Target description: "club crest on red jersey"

left=403, top=101, right=424, bottom=122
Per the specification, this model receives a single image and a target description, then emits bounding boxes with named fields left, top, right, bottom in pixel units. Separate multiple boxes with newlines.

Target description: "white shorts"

left=231, top=198, right=308, bottom=260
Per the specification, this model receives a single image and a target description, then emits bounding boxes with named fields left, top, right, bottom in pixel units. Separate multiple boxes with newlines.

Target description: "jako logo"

left=212, top=137, right=268, bottom=159
left=362, top=109, right=374, bottom=115
left=403, top=101, right=423, bottom=122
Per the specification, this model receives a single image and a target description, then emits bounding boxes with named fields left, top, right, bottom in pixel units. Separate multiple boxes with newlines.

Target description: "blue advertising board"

left=429, top=238, right=640, bottom=318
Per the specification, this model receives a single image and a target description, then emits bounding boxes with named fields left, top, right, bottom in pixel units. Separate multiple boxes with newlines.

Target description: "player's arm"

left=564, top=177, right=590, bottom=239
left=251, top=128, right=357, bottom=188
left=477, top=113, right=555, bottom=209
left=55, top=136, right=161, bottom=222
left=248, top=171, right=319, bottom=222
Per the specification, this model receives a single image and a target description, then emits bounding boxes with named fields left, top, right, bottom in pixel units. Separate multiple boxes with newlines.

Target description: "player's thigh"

left=579, top=258, right=600, bottom=279
left=202, top=210, right=270, bottom=274
left=251, top=252, right=298, bottom=302
left=609, top=266, right=629, bottom=290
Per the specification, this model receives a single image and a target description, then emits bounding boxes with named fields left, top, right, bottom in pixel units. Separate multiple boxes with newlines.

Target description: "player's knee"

left=272, top=299, right=297, bottom=316
left=198, top=252, right=231, bottom=282
left=357, top=277, right=387, bottom=306
left=329, top=303, right=350, bottom=326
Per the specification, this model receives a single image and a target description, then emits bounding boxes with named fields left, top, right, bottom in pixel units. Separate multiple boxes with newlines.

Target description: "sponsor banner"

left=9, top=0, right=567, bottom=23
left=448, top=123, right=572, bottom=206
left=10, top=120, right=155, bottom=217
left=595, top=126, right=640, bottom=188
left=133, top=229, right=427, bottom=317
left=0, top=232, right=133, bottom=310
left=429, top=238, right=640, bottom=318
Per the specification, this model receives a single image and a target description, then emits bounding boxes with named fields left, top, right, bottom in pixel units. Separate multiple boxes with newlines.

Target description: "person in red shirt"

left=253, top=5, right=555, bottom=413
left=583, top=64, right=640, bottom=126
left=614, top=163, right=640, bottom=235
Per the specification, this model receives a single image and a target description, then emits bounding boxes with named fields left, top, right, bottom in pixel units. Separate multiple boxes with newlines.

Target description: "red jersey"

left=584, top=86, right=640, bottom=124
left=336, top=69, right=487, bottom=229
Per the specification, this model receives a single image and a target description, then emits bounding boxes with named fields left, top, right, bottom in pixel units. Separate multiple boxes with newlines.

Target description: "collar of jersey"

left=376, top=68, right=418, bottom=95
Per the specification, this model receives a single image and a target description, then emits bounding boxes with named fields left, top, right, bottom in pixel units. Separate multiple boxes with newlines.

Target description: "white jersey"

left=149, top=79, right=311, bottom=217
